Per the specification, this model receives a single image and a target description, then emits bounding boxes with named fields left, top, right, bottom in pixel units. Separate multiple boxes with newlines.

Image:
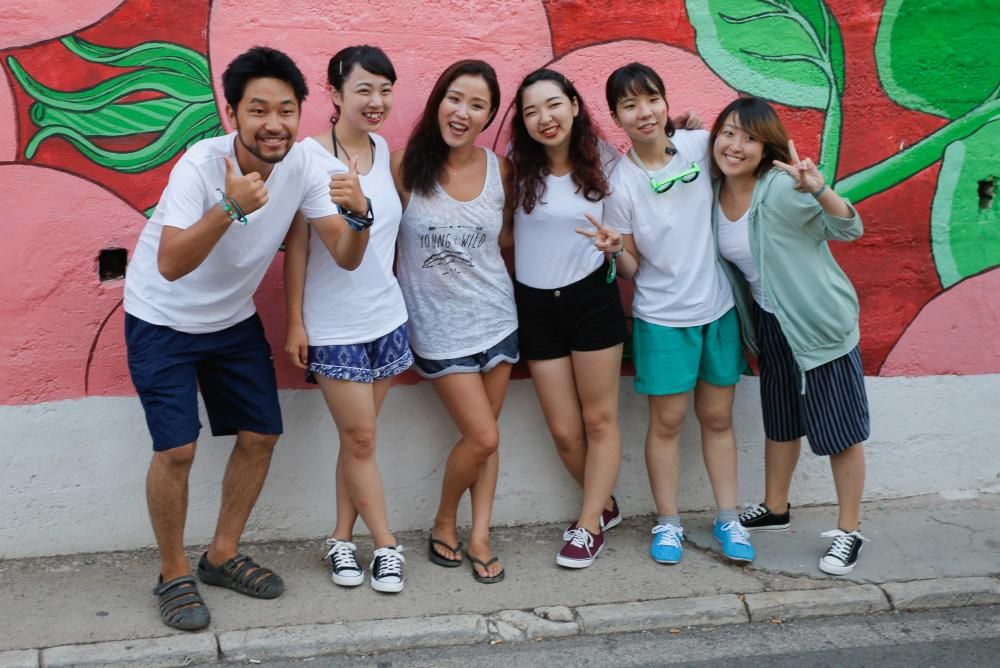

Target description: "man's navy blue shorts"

left=125, top=313, right=283, bottom=452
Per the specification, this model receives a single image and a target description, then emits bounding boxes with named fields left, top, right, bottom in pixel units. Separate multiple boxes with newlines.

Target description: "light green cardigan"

left=712, top=169, right=864, bottom=373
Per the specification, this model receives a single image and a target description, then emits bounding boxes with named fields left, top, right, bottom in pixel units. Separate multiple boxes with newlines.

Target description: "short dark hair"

left=605, top=62, right=675, bottom=137
left=222, top=46, right=309, bottom=109
left=327, top=45, right=397, bottom=123
left=708, top=97, right=791, bottom=179
left=401, top=60, right=501, bottom=195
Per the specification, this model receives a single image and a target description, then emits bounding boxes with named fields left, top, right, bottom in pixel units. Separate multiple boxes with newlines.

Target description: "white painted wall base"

left=2, top=374, right=998, bottom=558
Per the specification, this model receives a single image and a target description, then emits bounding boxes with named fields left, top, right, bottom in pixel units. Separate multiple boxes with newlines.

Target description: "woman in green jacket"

left=708, top=97, right=870, bottom=575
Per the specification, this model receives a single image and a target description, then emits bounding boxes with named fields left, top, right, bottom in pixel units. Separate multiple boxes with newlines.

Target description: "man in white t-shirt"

left=124, top=46, right=371, bottom=632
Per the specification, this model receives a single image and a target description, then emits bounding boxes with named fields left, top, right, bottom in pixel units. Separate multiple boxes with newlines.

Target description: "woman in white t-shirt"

left=391, top=60, right=516, bottom=584
left=507, top=68, right=627, bottom=570
left=594, top=63, right=755, bottom=566
left=284, top=46, right=410, bottom=594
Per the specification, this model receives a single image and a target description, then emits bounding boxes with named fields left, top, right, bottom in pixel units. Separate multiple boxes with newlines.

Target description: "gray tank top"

left=396, top=149, right=517, bottom=359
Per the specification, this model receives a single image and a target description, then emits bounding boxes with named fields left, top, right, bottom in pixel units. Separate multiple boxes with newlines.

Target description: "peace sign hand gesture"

left=772, top=139, right=824, bottom=195
left=576, top=213, right=623, bottom=254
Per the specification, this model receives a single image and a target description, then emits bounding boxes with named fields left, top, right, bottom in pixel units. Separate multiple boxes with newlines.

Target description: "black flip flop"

left=428, top=536, right=463, bottom=568
left=467, top=553, right=505, bottom=584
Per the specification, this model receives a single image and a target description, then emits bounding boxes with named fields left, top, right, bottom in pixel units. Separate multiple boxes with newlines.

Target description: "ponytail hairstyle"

left=605, top=62, right=675, bottom=138
left=326, top=45, right=396, bottom=124
left=401, top=60, right=501, bottom=195
left=509, top=68, right=609, bottom=214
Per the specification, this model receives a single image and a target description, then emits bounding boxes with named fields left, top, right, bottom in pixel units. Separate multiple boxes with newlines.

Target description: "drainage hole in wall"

left=98, top=248, right=127, bottom=281
left=978, top=177, right=996, bottom=211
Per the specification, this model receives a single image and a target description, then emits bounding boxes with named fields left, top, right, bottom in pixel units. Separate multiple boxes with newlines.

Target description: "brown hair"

left=708, top=97, right=791, bottom=179
left=401, top=60, right=501, bottom=195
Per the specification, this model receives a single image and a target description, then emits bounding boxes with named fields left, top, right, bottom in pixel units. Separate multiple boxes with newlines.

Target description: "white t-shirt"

left=605, top=129, right=734, bottom=327
left=396, top=148, right=517, bottom=359
left=513, top=143, right=620, bottom=289
left=299, top=135, right=407, bottom=345
left=716, top=202, right=773, bottom=312
left=124, top=133, right=338, bottom=333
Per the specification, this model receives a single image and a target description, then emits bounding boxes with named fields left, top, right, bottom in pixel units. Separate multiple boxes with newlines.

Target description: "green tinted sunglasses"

left=649, top=161, right=701, bottom=194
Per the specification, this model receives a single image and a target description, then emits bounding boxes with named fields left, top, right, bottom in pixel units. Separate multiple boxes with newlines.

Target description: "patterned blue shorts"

left=307, top=323, right=413, bottom=384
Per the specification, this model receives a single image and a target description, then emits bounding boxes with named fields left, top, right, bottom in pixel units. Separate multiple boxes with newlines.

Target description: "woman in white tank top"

left=391, top=60, right=515, bottom=584
left=284, top=47, right=410, bottom=593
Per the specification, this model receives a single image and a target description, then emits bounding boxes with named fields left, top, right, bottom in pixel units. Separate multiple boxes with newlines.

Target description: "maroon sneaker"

left=563, top=497, right=623, bottom=534
left=601, top=496, right=623, bottom=531
left=556, top=526, right=604, bottom=568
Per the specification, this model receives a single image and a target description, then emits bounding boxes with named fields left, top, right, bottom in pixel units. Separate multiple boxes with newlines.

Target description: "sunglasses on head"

left=649, top=161, right=700, bottom=194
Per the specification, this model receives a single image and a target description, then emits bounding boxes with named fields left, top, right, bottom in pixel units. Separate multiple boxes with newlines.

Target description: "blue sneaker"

left=713, top=520, right=755, bottom=563
left=649, top=523, right=684, bottom=564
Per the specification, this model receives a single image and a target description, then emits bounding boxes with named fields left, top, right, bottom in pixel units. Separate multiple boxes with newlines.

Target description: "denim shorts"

left=125, top=313, right=282, bottom=452
left=411, top=329, right=520, bottom=379
left=307, top=323, right=413, bottom=384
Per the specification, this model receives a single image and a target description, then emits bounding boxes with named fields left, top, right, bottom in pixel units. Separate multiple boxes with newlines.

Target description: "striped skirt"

left=755, top=304, right=870, bottom=456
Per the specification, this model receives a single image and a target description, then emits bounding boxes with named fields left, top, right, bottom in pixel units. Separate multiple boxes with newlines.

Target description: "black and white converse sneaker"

left=370, top=545, right=405, bottom=593
left=739, top=503, right=791, bottom=531
left=323, top=539, right=364, bottom=587
left=819, top=529, right=868, bottom=575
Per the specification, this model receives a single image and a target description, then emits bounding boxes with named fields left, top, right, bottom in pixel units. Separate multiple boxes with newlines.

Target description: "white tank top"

left=300, top=135, right=408, bottom=345
left=396, top=149, right=517, bottom=359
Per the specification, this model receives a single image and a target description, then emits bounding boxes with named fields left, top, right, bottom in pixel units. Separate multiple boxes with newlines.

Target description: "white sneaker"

left=323, top=539, right=363, bottom=587
left=819, top=529, right=868, bottom=575
left=370, top=545, right=405, bottom=593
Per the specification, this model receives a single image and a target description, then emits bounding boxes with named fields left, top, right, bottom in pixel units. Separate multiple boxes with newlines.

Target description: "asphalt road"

left=255, top=604, right=1000, bottom=667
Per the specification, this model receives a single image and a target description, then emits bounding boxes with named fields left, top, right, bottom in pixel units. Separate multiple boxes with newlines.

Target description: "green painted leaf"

left=931, top=123, right=1000, bottom=287
left=876, top=0, right=1000, bottom=119
left=30, top=98, right=189, bottom=137
left=61, top=36, right=211, bottom=85
left=686, top=0, right=845, bottom=109
left=24, top=103, right=224, bottom=173
left=7, top=57, right=212, bottom=112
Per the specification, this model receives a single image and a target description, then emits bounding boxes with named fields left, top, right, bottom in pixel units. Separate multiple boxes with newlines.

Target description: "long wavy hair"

left=509, top=68, right=609, bottom=214
left=708, top=97, right=791, bottom=179
left=401, top=60, right=501, bottom=195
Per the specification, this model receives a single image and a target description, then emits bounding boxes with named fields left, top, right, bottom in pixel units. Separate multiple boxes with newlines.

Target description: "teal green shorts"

left=633, top=308, right=743, bottom=395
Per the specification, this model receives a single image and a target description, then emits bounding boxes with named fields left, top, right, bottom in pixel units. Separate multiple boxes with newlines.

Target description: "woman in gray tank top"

left=391, top=60, right=516, bottom=584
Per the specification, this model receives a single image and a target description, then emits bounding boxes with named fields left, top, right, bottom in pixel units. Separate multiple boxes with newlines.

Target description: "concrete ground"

left=1, top=492, right=998, bottom=665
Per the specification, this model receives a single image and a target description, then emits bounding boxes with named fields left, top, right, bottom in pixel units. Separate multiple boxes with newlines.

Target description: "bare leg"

left=693, top=381, right=738, bottom=510
left=830, top=443, right=865, bottom=531
left=572, top=345, right=623, bottom=534
left=147, top=442, right=197, bottom=581
left=645, top=393, right=689, bottom=517
left=331, top=378, right=393, bottom=542
left=430, top=368, right=507, bottom=566
left=205, top=431, right=278, bottom=566
left=762, top=438, right=801, bottom=514
left=528, top=357, right=587, bottom=487
left=318, top=377, right=395, bottom=549
left=467, top=364, right=512, bottom=578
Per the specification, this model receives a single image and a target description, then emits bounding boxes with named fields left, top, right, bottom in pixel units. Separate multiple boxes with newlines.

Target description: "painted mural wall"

left=1, top=0, right=998, bottom=560
left=1, top=0, right=998, bottom=403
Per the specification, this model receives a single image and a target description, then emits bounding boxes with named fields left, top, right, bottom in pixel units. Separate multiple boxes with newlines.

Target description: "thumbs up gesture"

left=330, top=155, right=369, bottom=216
left=223, top=156, right=269, bottom=216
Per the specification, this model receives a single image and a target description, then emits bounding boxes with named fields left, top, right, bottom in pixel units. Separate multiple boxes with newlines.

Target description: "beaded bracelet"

left=216, top=189, right=248, bottom=225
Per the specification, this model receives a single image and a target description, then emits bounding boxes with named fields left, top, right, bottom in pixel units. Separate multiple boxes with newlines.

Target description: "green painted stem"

left=836, top=97, right=1000, bottom=203
left=819, top=74, right=841, bottom=184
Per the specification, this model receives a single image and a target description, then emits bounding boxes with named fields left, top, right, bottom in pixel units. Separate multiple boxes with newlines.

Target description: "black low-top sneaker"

left=323, top=538, right=363, bottom=587
left=819, top=529, right=868, bottom=575
left=739, top=503, right=791, bottom=531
